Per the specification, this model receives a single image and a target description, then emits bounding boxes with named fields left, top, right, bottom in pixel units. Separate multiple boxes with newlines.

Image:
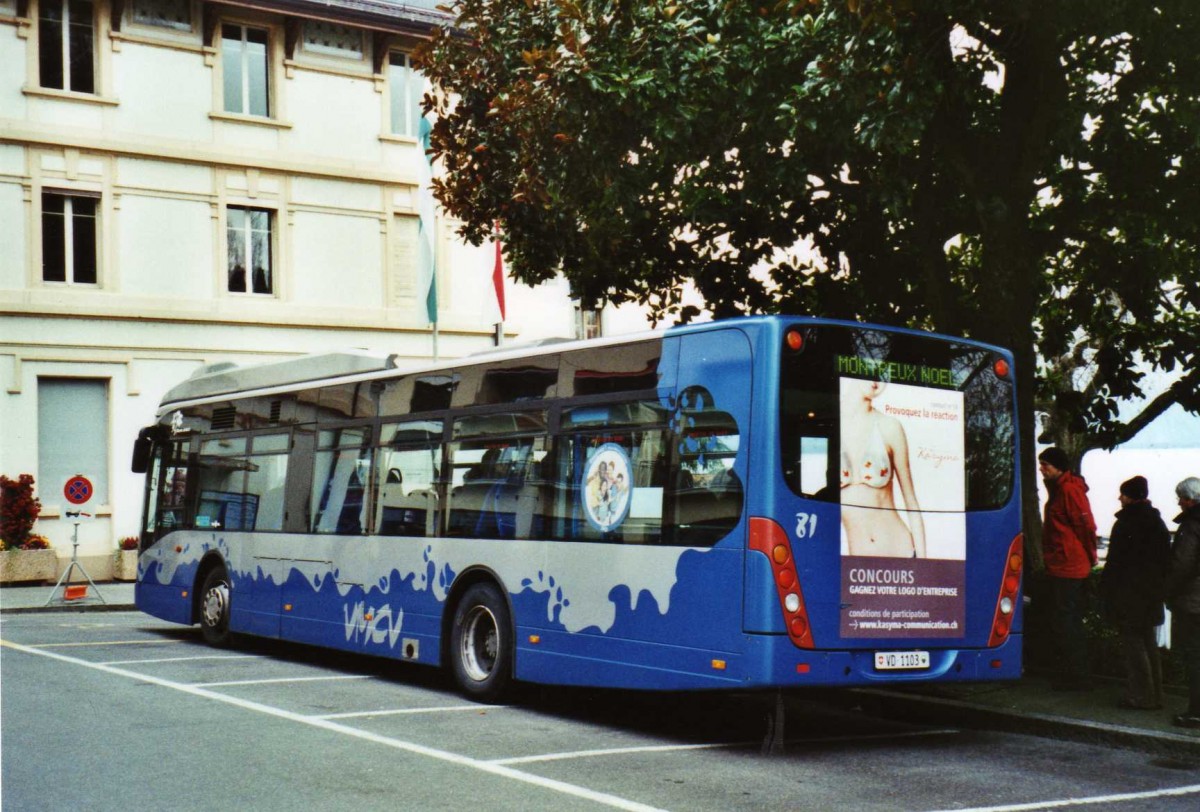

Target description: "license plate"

left=874, top=650, right=930, bottom=671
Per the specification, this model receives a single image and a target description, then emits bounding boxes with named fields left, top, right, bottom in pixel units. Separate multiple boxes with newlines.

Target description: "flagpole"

left=492, top=222, right=506, bottom=347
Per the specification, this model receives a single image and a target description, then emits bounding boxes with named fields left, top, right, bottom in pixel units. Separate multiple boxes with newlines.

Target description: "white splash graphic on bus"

left=145, top=532, right=703, bottom=634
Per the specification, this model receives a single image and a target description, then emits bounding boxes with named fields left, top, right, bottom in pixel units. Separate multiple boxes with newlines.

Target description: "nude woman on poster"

left=840, top=378, right=926, bottom=558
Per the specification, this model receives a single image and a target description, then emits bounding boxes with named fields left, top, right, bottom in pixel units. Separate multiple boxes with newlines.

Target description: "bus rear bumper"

left=743, top=633, right=1023, bottom=687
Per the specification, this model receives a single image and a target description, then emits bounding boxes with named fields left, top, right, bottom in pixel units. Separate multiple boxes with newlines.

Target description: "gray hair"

left=1178, top=477, right=1200, bottom=502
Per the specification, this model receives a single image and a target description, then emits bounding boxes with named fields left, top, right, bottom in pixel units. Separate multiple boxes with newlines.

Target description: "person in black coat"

left=1101, top=476, right=1171, bottom=710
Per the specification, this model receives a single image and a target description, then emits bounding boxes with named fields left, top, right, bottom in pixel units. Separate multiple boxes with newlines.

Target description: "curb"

left=854, top=687, right=1200, bottom=760
left=1, top=603, right=138, bottom=615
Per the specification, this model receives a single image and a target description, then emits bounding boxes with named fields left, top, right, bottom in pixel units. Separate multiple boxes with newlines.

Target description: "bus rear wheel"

left=450, top=582, right=513, bottom=702
left=199, top=566, right=233, bottom=648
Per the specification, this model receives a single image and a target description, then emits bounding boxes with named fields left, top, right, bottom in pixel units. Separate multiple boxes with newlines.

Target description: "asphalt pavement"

left=3, top=581, right=1199, bottom=760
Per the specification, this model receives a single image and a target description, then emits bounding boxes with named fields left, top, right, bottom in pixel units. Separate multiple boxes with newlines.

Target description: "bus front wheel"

left=450, top=582, right=513, bottom=702
left=199, top=567, right=233, bottom=648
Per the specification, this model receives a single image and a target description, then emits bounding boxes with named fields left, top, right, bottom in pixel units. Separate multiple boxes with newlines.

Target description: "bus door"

left=190, top=432, right=294, bottom=638
left=670, top=328, right=751, bottom=653
left=281, top=425, right=371, bottom=647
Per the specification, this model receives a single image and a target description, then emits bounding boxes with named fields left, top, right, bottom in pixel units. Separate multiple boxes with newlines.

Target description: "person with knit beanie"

left=1038, top=447, right=1098, bottom=690
left=1100, top=475, right=1170, bottom=709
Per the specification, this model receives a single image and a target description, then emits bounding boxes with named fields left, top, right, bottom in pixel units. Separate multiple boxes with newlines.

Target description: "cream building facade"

left=0, top=0, right=599, bottom=579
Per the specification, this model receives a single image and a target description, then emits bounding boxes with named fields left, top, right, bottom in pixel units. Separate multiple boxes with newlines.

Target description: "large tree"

left=420, top=1, right=1200, bottom=560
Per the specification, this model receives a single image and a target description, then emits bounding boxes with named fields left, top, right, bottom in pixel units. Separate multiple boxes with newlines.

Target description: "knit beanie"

left=1038, top=447, right=1071, bottom=472
left=1120, top=475, right=1149, bottom=501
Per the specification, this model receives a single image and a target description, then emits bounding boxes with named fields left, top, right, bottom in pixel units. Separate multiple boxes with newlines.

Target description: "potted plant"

left=114, top=536, right=139, bottom=581
left=1, top=474, right=57, bottom=584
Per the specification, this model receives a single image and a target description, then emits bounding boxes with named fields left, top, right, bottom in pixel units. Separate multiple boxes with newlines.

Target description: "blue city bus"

left=131, top=316, right=1022, bottom=700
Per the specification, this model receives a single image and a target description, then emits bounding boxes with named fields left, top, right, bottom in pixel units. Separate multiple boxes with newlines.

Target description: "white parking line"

left=1, top=639, right=667, bottom=812
left=925, top=782, right=1200, bottom=811
left=316, top=704, right=504, bottom=720
left=194, top=674, right=373, bottom=687
left=100, top=654, right=260, bottom=666
left=492, top=742, right=743, bottom=765
left=31, top=639, right=185, bottom=648
left=491, top=728, right=961, bottom=766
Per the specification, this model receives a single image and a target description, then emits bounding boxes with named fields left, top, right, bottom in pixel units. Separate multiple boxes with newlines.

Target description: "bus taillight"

left=749, top=517, right=814, bottom=649
left=988, top=533, right=1023, bottom=647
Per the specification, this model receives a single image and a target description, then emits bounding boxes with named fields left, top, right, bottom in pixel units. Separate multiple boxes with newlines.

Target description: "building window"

left=388, top=52, right=423, bottom=138
left=42, top=191, right=98, bottom=285
left=303, top=20, right=362, bottom=59
left=38, top=0, right=95, bottom=93
left=226, top=206, right=273, bottom=295
left=39, top=378, right=109, bottom=506
left=222, top=24, right=269, bottom=117
left=131, top=0, right=191, bottom=31
left=575, top=305, right=603, bottom=340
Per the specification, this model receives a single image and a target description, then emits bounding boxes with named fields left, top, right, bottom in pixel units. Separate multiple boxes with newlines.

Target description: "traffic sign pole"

left=45, top=476, right=106, bottom=606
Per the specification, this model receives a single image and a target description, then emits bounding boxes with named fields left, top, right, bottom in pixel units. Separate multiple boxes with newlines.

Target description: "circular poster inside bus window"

left=581, top=443, right=632, bottom=533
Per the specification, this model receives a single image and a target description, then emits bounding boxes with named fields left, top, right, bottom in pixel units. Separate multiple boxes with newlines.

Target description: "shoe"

left=1172, top=714, right=1200, bottom=729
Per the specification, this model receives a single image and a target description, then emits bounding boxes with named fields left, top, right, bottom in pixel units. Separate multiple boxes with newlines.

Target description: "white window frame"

left=388, top=51, right=424, bottom=140
left=38, top=0, right=97, bottom=94
left=41, top=189, right=100, bottom=286
left=575, top=304, right=603, bottom=340
left=221, top=22, right=271, bottom=117
left=225, top=204, right=276, bottom=296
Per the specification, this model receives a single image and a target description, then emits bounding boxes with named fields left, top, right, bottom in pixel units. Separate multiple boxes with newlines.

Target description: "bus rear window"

left=780, top=325, right=1014, bottom=510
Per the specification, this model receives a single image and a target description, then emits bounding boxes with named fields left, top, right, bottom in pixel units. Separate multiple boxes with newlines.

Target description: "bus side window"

left=555, top=409, right=670, bottom=545
left=671, top=403, right=744, bottom=545
left=193, top=437, right=250, bottom=530
left=311, top=427, right=371, bottom=535
left=376, top=420, right=443, bottom=538
left=246, top=433, right=290, bottom=532
left=447, top=435, right=548, bottom=540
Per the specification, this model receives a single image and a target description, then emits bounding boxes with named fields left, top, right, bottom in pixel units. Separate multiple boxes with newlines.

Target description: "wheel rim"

left=460, top=604, right=499, bottom=682
left=202, top=579, right=229, bottom=630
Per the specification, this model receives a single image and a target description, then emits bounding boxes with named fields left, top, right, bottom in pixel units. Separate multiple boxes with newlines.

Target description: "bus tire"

left=198, top=566, right=233, bottom=648
left=450, top=582, right=513, bottom=702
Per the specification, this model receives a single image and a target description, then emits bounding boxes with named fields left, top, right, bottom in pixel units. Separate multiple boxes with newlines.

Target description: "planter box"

left=1, top=549, right=58, bottom=584
left=113, top=549, right=138, bottom=581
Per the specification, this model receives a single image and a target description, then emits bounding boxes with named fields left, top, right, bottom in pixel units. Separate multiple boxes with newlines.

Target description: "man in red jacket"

left=1039, top=446, right=1098, bottom=690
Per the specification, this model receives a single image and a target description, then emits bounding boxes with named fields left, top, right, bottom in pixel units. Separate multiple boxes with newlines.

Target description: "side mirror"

left=131, top=425, right=165, bottom=473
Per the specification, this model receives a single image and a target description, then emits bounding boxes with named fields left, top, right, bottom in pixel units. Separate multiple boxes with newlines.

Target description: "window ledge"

left=22, top=86, right=119, bottom=106
left=379, top=133, right=419, bottom=145
left=209, top=111, right=293, bottom=130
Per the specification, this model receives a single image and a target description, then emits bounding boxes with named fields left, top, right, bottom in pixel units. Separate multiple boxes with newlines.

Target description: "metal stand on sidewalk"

left=44, top=512, right=106, bottom=606
left=761, top=689, right=786, bottom=755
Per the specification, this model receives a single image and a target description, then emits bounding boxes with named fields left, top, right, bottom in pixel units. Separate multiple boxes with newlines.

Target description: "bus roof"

left=156, top=316, right=1011, bottom=414
left=162, top=351, right=399, bottom=408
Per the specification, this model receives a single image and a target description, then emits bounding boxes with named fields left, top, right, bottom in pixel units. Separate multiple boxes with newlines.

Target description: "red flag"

left=492, top=224, right=506, bottom=321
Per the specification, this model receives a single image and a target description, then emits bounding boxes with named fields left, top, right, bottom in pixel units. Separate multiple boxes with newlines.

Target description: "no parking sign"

left=63, top=475, right=94, bottom=506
